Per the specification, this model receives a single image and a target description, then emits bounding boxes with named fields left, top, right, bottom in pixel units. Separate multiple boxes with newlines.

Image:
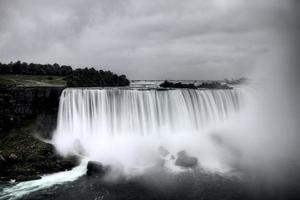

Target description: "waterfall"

left=52, top=88, right=243, bottom=172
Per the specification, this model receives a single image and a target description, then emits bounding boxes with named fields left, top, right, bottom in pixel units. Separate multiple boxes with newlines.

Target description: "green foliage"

left=160, top=81, right=232, bottom=89
left=0, top=75, right=66, bottom=87
left=66, top=68, right=129, bottom=87
left=0, top=61, right=130, bottom=87
left=0, top=61, right=72, bottom=76
left=159, top=81, right=197, bottom=89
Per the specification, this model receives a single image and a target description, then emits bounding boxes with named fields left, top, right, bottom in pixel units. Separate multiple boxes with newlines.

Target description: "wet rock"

left=175, top=151, right=198, bottom=168
left=15, top=175, right=41, bottom=182
left=59, top=156, right=80, bottom=170
left=87, top=161, right=108, bottom=177
left=0, top=129, right=80, bottom=182
left=8, top=153, right=18, bottom=161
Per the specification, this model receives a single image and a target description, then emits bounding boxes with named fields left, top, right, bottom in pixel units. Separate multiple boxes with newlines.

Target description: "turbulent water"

left=1, top=87, right=246, bottom=200
left=52, top=88, right=243, bottom=172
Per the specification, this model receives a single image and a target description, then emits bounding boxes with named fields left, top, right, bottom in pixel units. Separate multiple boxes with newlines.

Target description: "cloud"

left=0, top=0, right=297, bottom=79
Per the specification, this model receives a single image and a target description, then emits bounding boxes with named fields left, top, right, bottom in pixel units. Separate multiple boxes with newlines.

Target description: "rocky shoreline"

left=0, top=86, right=79, bottom=182
left=0, top=122, right=78, bottom=182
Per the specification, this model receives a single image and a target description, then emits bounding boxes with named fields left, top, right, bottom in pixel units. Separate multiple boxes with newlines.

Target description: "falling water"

left=0, top=88, right=245, bottom=200
left=52, top=88, right=243, bottom=172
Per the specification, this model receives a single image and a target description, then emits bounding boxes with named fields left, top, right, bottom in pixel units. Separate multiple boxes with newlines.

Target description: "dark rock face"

left=0, top=126, right=79, bottom=182
left=0, top=86, right=82, bottom=182
left=0, top=87, right=64, bottom=138
left=175, top=151, right=198, bottom=168
left=86, top=161, right=109, bottom=177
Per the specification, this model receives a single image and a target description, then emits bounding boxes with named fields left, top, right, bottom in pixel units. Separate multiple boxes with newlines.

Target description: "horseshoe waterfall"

left=52, top=88, right=243, bottom=172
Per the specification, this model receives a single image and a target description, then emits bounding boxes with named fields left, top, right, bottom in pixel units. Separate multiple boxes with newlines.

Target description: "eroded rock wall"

left=0, top=87, right=64, bottom=138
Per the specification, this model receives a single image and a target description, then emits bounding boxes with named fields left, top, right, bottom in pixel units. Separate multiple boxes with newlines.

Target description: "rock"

left=175, top=151, right=198, bottom=168
left=0, top=87, right=64, bottom=136
left=8, top=153, right=18, bottom=160
left=15, top=175, right=41, bottom=182
left=59, top=156, right=79, bottom=170
left=0, top=154, right=5, bottom=162
left=158, top=146, right=169, bottom=157
left=0, top=154, right=6, bottom=168
left=0, top=130, right=80, bottom=182
left=86, top=161, right=108, bottom=177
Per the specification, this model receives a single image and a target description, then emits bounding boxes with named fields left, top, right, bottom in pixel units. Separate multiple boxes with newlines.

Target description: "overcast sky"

left=0, top=0, right=298, bottom=80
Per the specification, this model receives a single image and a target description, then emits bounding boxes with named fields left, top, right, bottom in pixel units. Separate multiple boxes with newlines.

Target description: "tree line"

left=159, top=81, right=232, bottom=89
left=0, top=61, right=130, bottom=87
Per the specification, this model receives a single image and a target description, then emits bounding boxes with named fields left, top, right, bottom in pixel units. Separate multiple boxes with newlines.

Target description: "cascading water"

left=53, top=88, right=244, bottom=173
left=0, top=88, right=245, bottom=200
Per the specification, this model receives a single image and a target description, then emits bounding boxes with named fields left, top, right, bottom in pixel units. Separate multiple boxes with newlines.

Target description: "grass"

left=0, top=75, right=66, bottom=88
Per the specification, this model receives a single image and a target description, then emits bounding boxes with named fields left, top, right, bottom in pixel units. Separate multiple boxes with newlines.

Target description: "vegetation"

left=198, top=82, right=232, bottom=89
left=66, top=68, right=129, bottom=87
left=160, top=81, right=197, bottom=89
left=0, top=75, right=66, bottom=88
left=0, top=61, right=130, bottom=87
left=224, top=77, right=247, bottom=85
left=159, top=81, right=232, bottom=89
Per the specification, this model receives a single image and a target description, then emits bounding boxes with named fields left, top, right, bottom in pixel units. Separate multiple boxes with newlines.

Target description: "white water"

left=0, top=88, right=245, bottom=200
left=53, top=88, right=244, bottom=173
left=0, top=160, right=87, bottom=200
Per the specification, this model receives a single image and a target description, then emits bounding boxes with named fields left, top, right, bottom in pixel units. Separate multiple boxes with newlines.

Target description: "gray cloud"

left=0, top=0, right=297, bottom=80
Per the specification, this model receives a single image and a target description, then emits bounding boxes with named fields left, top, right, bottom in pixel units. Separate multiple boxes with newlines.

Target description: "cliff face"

left=0, top=87, right=81, bottom=182
left=0, top=87, right=64, bottom=138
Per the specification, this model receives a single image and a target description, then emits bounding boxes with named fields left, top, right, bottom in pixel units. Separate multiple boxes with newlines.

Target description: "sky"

left=0, top=0, right=298, bottom=80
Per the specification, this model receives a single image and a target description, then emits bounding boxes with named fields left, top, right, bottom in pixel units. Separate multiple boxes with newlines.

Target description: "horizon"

left=1, top=0, right=298, bottom=80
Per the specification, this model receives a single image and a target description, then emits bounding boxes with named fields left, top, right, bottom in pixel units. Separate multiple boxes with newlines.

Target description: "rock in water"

left=86, top=161, right=107, bottom=177
left=175, top=151, right=198, bottom=168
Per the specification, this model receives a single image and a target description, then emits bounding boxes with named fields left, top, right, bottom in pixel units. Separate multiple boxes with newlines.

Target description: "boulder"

left=8, top=153, right=18, bottom=161
left=175, top=151, right=198, bottom=168
left=86, top=161, right=108, bottom=177
left=59, top=156, right=79, bottom=170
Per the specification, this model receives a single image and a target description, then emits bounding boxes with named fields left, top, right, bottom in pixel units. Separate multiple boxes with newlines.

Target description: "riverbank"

left=0, top=122, right=78, bottom=182
left=0, top=85, right=78, bottom=182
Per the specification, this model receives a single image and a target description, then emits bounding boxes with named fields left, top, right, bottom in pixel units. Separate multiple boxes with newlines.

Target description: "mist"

left=1, top=1, right=300, bottom=199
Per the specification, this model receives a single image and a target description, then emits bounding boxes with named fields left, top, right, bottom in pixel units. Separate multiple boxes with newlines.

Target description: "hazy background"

left=0, top=0, right=297, bottom=80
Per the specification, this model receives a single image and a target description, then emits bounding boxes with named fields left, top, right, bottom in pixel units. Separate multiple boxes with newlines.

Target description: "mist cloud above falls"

left=0, top=0, right=295, bottom=80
